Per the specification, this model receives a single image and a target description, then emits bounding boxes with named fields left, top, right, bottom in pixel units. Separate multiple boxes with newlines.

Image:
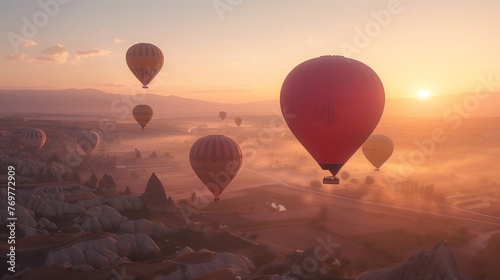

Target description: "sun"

left=417, top=90, right=430, bottom=99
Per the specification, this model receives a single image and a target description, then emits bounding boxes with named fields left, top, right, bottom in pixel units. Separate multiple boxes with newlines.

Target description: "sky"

left=0, top=0, right=499, bottom=103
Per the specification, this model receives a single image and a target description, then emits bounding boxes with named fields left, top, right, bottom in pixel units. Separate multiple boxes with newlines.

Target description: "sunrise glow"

left=417, top=90, right=430, bottom=99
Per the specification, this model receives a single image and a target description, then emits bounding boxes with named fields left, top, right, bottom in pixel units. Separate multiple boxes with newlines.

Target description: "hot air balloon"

left=77, top=131, right=100, bottom=155
left=219, top=111, right=227, bottom=121
left=126, top=43, right=164, bottom=89
left=133, top=104, right=153, bottom=129
left=234, top=117, right=242, bottom=127
left=20, top=128, right=46, bottom=155
left=362, top=134, right=394, bottom=171
left=280, top=55, right=385, bottom=184
left=189, top=135, right=242, bottom=201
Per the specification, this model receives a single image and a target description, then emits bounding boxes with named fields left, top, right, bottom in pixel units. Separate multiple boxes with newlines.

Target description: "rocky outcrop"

left=141, top=173, right=175, bottom=213
left=357, top=240, right=470, bottom=280
left=98, top=173, right=118, bottom=193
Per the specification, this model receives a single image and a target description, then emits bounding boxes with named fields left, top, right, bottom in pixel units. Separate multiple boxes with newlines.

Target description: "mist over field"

left=1, top=88, right=500, bottom=279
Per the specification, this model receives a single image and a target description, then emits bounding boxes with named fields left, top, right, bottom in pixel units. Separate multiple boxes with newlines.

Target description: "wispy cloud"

left=73, top=49, right=112, bottom=63
left=22, top=39, right=37, bottom=48
left=5, top=53, right=26, bottom=61
left=36, top=44, right=69, bottom=63
left=113, top=38, right=127, bottom=44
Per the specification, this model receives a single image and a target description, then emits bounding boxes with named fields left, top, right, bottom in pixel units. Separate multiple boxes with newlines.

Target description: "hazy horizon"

left=1, top=1, right=499, bottom=103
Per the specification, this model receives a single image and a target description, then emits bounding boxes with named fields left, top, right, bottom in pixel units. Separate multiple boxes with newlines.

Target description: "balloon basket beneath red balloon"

left=323, top=176, right=340, bottom=184
left=142, top=86, right=148, bottom=89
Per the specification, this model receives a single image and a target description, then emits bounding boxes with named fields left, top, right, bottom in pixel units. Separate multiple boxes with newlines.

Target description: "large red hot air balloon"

left=189, top=135, right=242, bottom=201
left=20, top=128, right=46, bottom=155
left=280, top=55, right=385, bottom=184
left=126, top=43, right=164, bottom=89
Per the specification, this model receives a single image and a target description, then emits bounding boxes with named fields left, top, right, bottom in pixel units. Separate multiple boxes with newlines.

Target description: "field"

left=1, top=114, right=500, bottom=278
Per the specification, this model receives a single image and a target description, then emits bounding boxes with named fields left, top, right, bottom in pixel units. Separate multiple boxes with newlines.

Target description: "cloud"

left=113, top=38, right=127, bottom=44
left=5, top=54, right=26, bottom=61
left=36, top=44, right=69, bottom=63
left=73, top=49, right=112, bottom=63
left=22, top=39, right=37, bottom=48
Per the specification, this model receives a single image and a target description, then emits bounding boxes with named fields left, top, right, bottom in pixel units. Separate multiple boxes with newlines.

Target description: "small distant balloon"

left=362, top=134, right=394, bottom=171
left=133, top=105, right=153, bottom=129
left=126, top=43, right=164, bottom=89
left=189, top=135, right=242, bottom=201
left=20, top=128, right=46, bottom=155
left=219, top=111, right=227, bottom=121
left=234, top=117, right=242, bottom=127
left=77, top=131, right=100, bottom=155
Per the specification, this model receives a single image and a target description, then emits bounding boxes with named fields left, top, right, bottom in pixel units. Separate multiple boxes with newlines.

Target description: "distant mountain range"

left=1, top=88, right=499, bottom=119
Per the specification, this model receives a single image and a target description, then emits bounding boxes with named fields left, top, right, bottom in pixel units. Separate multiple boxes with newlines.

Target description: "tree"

left=135, top=150, right=142, bottom=159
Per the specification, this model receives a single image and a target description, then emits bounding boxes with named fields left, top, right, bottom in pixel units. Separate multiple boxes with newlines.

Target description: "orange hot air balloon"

left=133, top=105, right=153, bottom=130
left=219, top=111, right=227, bottom=121
left=189, top=135, right=242, bottom=201
left=126, top=43, right=164, bottom=88
left=77, top=131, right=100, bottom=155
left=20, top=128, right=46, bottom=155
left=362, top=134, right=394, bottom=171
left=234, top=117, right=242, bottom=127
left=280, top=56, right=385, bottom=184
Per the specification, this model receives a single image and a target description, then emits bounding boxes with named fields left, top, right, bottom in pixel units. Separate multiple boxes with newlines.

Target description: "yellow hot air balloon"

left=20, top=128, right=46, bottom=155
left=189, top=135, right=242, bottom=201
left=362, top=134, right=394, bottom=171
left=126, top=43, right=164, bottom=88
left=234, top=117, right=242, bottom=127
left=133, top=105, right=153, bottom=130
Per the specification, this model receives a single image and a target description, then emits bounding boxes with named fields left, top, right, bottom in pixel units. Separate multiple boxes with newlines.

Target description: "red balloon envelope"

left=280, top=56, right=385, bottom=177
